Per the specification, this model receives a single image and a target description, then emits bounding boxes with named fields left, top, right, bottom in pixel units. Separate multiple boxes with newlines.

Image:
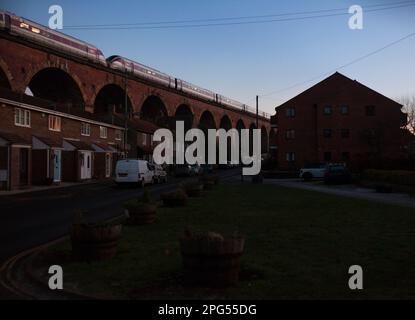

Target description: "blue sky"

left=2, top=0, right=415, bottom=114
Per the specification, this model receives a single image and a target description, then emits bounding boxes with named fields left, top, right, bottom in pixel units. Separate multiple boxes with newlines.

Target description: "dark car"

left=324, top=164, right=352, bottom=185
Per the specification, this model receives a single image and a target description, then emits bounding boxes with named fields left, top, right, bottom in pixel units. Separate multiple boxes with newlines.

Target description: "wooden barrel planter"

left=180, top=235, right=245, bottom=287
left=71, top=223, right=122, bottom=261
left=183, top=182, right=204, bottom=197
left=124, top=201, right=157, bottom=225
left=161, top=189, right=188, bottom=207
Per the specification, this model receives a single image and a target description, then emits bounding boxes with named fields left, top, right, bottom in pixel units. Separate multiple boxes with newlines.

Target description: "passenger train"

left=0, top=11, right=270, bottom=119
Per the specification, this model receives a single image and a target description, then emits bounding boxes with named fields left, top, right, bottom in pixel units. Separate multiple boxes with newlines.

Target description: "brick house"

left=271, top=72, right=407, bottom=171
left=0, top=89, right=125, bottom=190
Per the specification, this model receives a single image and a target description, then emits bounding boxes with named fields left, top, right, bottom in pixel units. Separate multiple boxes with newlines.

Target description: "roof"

left=64, top=139, right=94, bottom=151
left=92, top=142, right=118, bottom=153
left=128, top=117, right=160, bottom=134
left=275, top=72, right=403, bottom=110
left=0, top=131, right=31, bottom=146
left=34, top=135, right=63, bottom=148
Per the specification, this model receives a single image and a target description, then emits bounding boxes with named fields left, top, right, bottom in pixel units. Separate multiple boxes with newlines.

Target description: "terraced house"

left=0, top=89, right=126, bottom=190
left=271, top=72, right=408, bottom=171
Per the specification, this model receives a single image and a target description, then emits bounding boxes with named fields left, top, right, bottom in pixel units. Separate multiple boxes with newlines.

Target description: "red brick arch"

left=22, top=62, right=88, bottom=104
left=0, top=58, right=15, bottom=91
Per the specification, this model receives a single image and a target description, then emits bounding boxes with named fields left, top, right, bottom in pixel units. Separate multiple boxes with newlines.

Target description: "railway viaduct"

left=0, top=32, right=271, bottom=152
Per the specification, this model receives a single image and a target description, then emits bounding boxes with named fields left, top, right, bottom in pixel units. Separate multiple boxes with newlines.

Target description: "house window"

left=115, top=129, right=122, bottom=141
left=286, top=152, right=295, bottom=162
left=286, top=107, right=295, bottom=118
left=285, top=129, right=295, bottom=140
left=342, top=152, right=350, bottom=161
left=324, top=152, right=332, bottom=162
left=48, top=115, right=61, bottom=132
left=366, top=105, right=376, bottom=116
left=14, top=108, right=30, bottom=127
left=142, top=133, right=147, bottom=145
left=323, top=129, right=332, bottom=138
left=323, top=105, right=332, bottom=115
left=81, top=122, right=91, bottom=136
left=150, top=134, right=153, bottom=146
left=341, top=129, right=350, bottom=138
left=340, top=105, right=349, bottom=115
left=100, top=126, right=108, bottom=139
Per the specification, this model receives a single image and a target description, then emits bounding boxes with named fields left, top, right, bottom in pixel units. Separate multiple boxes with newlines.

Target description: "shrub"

left=161, top=188, right=188, bottom=207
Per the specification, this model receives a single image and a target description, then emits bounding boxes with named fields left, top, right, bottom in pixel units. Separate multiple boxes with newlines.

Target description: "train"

left=0, top=11, right=270, bottom=119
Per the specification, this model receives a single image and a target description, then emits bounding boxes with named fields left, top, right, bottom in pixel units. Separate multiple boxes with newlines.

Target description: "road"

left=0, top=169, right=239, bottom=264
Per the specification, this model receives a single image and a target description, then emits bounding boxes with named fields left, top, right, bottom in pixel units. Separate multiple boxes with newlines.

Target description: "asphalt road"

left=0, top=169, right=240, bottom=264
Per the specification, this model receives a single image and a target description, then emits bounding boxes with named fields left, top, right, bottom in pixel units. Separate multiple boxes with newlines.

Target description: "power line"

left=259, top=30, right=415, bottom=98
left=64, top=2, right=415, bottom=30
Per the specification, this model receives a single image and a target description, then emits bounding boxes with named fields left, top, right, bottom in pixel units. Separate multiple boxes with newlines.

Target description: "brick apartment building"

left=0, top=88, right=126, bottom=190
left=271, top=72, right=407, bottom=171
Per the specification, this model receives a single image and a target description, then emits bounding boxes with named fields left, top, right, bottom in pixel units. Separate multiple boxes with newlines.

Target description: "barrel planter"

left=183, top=182, right=204, bottom=197
left=161, top=189, right=188, bottom=207
left=124, top=201, right=157, bottom=225
left=71, top=223, right=122, bottom=261
left=180, top=236, right=245, bottom=287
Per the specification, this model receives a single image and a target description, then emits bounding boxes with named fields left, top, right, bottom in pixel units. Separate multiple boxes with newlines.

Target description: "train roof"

left=2, top=10, right=103, bottom=52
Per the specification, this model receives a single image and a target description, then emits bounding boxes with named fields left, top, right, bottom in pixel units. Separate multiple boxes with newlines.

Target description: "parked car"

left=174, top=164, right=192, bottom=177
left=324, top=164, right=352, bottom=185
left=299, top=163, right=327, bottom=181
left=153, top=164, right=168, bottom=183
left=189, top=163, right=203, bottom=176
left=115, top=159, right=154, bottom=186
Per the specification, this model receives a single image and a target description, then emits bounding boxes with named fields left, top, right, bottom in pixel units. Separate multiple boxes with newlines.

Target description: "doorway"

left=80, top=151, right=92, bottom=180
left=53, top=149, right=62, bottom=182
left=19, top=148, right=29, bottom=186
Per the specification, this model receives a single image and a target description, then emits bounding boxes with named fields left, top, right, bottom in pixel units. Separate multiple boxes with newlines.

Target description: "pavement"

left=265, top=178, right=415, bottom=209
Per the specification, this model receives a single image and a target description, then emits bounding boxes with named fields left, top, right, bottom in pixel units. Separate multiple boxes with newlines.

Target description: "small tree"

left=398, top=95, right=415, bottom=133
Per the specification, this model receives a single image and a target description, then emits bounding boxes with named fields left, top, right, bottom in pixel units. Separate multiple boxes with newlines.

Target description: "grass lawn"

left=41, top=182, right=415, bottom=299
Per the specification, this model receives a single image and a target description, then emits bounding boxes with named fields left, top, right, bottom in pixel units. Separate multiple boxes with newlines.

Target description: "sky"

left=1, top=0, right=415, bottom=114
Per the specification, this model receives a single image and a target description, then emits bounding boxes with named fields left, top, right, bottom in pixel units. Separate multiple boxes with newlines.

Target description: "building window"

left=323, top=105, right=332, bottom=115
left=340, top=105, right=349, bottom=115
left=323, top=129, right=332, bottom=138
left=286, top=107, right=295, bottom=118
left=14, top=108, right=30, bottom=127
left=150, top=134, right=153, bottom=146
left=286, top=152, right=295, bottom=162
left=341, top=129, right=350, bottom=138
left=324, top=152, right=332, bottom=162
left=342, top=152, right=350, bottom=161
left=285, top=129, right=295, bottom=140
left=142, top=133, right=147, bottom=145
left=115, top=129, right=122, bottom=141
left=48, top=115, right=61, bottom=132
left=81, top=122, right=91, bottom=136
left=366, top=105, right=376, bottom=116
left=100, top=126, right=108, bottom=139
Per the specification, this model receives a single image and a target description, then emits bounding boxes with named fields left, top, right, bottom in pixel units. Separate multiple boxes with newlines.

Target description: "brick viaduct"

left=0, top=33, right=271, bottom=150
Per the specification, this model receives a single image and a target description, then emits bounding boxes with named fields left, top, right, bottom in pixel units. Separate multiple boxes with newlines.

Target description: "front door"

left=19, top=148, right=29, bottom=186
left=80, top=151, right=92, bottom=180
left=53, top=149, right=61, bottom=182
left=105, top=153, right=111, bottom=178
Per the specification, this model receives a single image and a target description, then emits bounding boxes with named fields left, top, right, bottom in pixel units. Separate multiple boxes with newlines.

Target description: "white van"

left=115, top=159, right=154, bottom=186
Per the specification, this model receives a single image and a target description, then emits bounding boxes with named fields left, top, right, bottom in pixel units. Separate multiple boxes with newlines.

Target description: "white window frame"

left=115, top=129, right=122, bottom=141
left=100, top=126, right=108, bottom=139
left=14, top=108, right=31, bottom=127
left=81, top=122, right=91, bottom=136
left=286, top=152, right=295, bottom=162
left=48, top=115, right=61, bottom=132
left=142, top=132, right=147, bottom=146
